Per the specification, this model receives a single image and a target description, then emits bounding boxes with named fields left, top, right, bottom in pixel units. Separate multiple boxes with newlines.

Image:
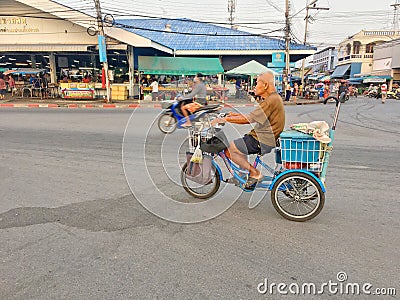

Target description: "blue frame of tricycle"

left=212, top=149, right=326, bottom=193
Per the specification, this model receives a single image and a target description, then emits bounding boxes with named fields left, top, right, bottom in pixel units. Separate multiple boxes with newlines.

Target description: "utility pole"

left=391, top=0, right=400, bottom=31
left=300, top=0, right=329, bottom=90
left=285, top=0, right=291, bottom=83
left=94, top=0, right=111, bottom=103
left=228, top=0, right=236, bottom=29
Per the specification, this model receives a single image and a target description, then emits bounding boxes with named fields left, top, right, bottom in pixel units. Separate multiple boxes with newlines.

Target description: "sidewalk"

left=0, top=95, right=323, bottom=109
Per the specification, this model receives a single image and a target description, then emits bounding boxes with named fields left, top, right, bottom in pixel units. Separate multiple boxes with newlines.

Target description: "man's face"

left=255, top=77, right=267, bottom=96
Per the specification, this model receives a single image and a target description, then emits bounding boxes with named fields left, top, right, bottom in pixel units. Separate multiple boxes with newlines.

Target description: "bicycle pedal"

left=243, top=185, right=256, bottom=192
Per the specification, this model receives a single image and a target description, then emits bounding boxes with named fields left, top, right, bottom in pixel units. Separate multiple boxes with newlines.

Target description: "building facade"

left=312, top=46, right=337, bottom=73
left=1, top=0, right=315, bottom=98
left=332, top=30, right=400, bottom=79
left=372, top=38, right=400, bottom=88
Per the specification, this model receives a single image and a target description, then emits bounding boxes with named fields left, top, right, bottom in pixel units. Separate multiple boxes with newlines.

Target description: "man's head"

left=254, top=71, right=276, bottom=97
left=194, top=73, right=204, bottom=83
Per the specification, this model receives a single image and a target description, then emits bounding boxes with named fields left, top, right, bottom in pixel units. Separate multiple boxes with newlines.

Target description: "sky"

left=58, top=0, right=398, bottom=50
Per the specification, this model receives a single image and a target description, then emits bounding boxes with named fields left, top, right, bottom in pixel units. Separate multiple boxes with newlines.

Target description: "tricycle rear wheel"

left=271, top=172, right=324, bottom=222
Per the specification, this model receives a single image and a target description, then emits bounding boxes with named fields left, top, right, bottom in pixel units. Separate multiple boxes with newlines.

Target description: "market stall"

left=143, top=86, right=180, bottom=100
left=5, top=68, right=47, bottom=98
left=138, top=56, right=225, bottom=100
left=226, top=60, right=278, bottom=88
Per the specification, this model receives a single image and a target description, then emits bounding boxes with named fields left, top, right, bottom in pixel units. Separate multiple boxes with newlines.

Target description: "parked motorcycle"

left=387, top=89, right=400, bottom=100
left=366, top=90, right=378, bottom=98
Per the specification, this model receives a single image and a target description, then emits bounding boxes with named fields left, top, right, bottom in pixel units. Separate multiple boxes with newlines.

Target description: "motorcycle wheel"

left=158, top=112, right=177, bottom=134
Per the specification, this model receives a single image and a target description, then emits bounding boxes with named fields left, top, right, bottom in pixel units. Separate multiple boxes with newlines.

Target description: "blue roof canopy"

left=116, top=18, right=316, bottom=52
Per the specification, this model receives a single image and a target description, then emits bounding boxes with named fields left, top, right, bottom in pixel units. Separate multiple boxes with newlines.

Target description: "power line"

left=115, top=21, right=284, bottom=38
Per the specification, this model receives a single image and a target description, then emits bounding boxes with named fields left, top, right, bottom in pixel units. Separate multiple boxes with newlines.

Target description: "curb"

left=0, top=100, right=323, bottom=109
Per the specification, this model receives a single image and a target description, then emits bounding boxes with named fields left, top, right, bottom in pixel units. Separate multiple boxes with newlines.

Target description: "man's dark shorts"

left=234, top=134, right=275, bottom=155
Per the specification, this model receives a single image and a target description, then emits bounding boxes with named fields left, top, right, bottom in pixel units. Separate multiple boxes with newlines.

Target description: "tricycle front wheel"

left=181, top=162, right=220, bottom=199
left=271, top=172, right=325, bottom=222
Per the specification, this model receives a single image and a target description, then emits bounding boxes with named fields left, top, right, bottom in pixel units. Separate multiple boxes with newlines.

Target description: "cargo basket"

left=279, top=130, right=326, bottom=172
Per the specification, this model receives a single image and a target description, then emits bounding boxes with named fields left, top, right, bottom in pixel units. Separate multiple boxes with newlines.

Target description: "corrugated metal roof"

left=116, top=18, right=315, bottom=52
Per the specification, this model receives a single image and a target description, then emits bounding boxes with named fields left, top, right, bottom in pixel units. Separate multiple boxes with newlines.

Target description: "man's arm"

left=184, top=84, right=200, bottom=99
left=212, top=111, right=255, bottom=125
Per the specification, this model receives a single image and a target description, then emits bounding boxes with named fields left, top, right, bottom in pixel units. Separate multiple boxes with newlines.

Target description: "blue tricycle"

left=181, top=95, right=345, bottom=221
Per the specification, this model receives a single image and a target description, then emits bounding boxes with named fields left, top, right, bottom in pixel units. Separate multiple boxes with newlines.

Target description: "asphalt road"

left=0, top=97, right=399, bottom=299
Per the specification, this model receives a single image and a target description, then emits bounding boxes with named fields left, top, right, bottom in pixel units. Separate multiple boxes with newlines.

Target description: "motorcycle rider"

left=179, top=73, right=207, bottom=127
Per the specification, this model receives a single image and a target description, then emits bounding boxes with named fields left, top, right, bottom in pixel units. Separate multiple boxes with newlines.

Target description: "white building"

left=332, top=30, right=400, bottom=80
left=312, top=46, right=337, bottom=73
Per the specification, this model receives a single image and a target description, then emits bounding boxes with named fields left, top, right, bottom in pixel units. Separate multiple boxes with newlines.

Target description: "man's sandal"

left=244, top=177, right=261, bottom=190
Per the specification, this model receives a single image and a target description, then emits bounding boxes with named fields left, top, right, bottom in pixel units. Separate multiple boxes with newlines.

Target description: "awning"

left=4, top=68, right=46, bottom=75
left=319, top=75, right=331, bottom=82
left=362, top=76, right=391, bottom=83
left=348, top=77, right=363, bottom=82
left=226, top=60, right=278, bottom=76
left=348, top=77, right=363, bottom=84
left=350, top=62, right=362, bottom=77
left=290, top=75, right=301, bottom=81
left=331, top=64, right=351, bottom=78
left=138, top=56, right=224, bottom=75
left=307, top=75, right=321, bottom=80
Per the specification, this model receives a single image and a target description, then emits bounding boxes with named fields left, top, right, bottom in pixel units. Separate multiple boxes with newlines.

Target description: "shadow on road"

left=0, top=194, right=166, bottom=232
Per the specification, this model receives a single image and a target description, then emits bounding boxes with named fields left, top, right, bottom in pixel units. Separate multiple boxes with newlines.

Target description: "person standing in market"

left=0, top=74, right=6, bottom=100
left=235, top=78, right=242, bottom=99
left=8, top=75, right=15, bottom=95
left=381, top=82, right=387, bottom=104
left=376, top=84, right=382, bottom=100
left=150, top=78, right=159, bottom=101
left=284, top=81, right=291, bottom=101
left=292, top=82, right=298, bottom=103
left=323, top=83, right=330, bottom=100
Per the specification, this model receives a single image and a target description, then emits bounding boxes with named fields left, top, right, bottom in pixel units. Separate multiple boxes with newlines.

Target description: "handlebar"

left=323, top=94, right=346, bottom=130
left=323, top=96, right=338, bottom=105
left=324, top=92, right=348, bottom=105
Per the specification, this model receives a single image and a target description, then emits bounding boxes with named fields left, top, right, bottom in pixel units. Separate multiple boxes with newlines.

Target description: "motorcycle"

left=157, top=99, right=222, bottom=134
left=366, top=90, right=378, bottom=98
left=387, top=89, right=400, bottom=100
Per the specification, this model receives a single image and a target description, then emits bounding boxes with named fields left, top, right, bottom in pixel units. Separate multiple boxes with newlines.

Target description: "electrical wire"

left=5, top=0, right=399, bottom=49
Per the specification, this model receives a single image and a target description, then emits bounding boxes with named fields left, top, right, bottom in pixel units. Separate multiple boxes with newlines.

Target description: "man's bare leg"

left=228, top=142, right=262, bottom=179
left=181, top=104, right=192, bottom=126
